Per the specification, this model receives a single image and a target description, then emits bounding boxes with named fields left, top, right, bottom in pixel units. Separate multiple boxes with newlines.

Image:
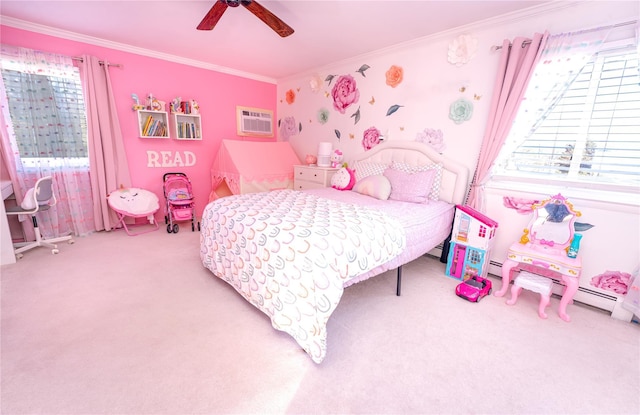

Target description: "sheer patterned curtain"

left=0, top=45, right=95, bottom=237
left=495, top=26, right=613, bottom=171
left=469, top=26, right=614, bottom=210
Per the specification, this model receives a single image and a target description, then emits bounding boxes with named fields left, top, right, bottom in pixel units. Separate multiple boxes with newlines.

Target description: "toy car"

left=455, top=275, right=492, bottom=302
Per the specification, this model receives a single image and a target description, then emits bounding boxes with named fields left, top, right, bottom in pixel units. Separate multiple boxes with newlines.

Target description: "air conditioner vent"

left=236, top=106, right=273, bottom=137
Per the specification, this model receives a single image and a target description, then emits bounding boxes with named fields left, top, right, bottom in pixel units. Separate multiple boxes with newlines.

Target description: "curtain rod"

left=72, top=56, right=122, bottom=68
left=490, top=19, right=638, bottom=52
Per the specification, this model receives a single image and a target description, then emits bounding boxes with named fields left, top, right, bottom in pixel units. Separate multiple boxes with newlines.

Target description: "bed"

left=200, top=140, right=469, bottom=363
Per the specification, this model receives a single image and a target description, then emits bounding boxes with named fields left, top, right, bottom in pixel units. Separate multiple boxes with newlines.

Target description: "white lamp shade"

left=317, top=142, right=332, bottom=167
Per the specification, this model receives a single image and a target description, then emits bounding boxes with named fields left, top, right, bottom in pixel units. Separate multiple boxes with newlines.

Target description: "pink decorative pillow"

left=352, top=175, right=392, bottom=200
left=383, top=166, right=436, bottom=204
left=391, top=162, right=443, bottom=201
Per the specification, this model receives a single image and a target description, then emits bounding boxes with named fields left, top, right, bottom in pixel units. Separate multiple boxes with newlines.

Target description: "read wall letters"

left=147, top=150, right=196, bottom=168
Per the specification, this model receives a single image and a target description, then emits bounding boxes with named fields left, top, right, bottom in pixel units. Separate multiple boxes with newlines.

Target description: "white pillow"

left=20, top=187, right=37, bottom=210
left=352, top=175, right=392, bottom=200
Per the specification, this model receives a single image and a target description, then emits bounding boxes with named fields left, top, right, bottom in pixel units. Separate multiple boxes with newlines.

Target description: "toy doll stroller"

left=163, top=172, right=200, bottom=233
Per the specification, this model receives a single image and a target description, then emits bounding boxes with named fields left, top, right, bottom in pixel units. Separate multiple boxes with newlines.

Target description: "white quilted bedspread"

left=200, top=189, right=406, bottom=363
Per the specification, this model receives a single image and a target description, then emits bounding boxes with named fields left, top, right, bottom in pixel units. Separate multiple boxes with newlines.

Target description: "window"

left=493, top=43, right=640, bottom=189
left=1, top=67, right=87, bottom=160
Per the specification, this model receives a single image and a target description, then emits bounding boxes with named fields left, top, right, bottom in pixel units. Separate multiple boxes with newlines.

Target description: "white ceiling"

left=0, top=0, right=553, bottom=81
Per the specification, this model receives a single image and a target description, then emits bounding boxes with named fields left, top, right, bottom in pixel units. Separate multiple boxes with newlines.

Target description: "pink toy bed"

left=208, top=139, right=301, bottom=201
left=200, top=140, right=469, bottom=363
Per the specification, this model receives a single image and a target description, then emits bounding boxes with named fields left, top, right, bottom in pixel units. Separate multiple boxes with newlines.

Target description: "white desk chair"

left=5, top=176, right=74, bottom=259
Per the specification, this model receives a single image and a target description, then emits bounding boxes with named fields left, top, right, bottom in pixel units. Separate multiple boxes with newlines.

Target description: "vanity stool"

left=506, top=271, right=553, bottom=319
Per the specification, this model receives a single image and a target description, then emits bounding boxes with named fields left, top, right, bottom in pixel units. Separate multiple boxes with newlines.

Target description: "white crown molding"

left=0, top=16, right=277, bottom=85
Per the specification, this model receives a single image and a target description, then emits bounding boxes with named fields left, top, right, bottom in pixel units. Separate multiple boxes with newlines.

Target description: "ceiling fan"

left=197, top=0, right=294, bottom=38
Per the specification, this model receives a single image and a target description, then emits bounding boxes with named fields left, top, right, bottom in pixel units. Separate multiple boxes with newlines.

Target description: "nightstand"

left=293, top=165, right=340, bottom=190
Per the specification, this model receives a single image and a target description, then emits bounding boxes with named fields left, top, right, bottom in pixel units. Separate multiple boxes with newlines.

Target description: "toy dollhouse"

left=446, top=205, right=498, bottom=280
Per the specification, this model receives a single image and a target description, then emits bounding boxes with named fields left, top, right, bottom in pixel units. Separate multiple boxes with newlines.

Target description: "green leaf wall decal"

left=350, top=107, right=361, bottom=124
left=574, top=222, right=594, bottom=232
left=356, top=64, right=370, bottom=77
left=386, top=105, right=403, bottom=116
left=325, top=75, right=336, bottom=86
left=335, top=129, right=341, bottom=140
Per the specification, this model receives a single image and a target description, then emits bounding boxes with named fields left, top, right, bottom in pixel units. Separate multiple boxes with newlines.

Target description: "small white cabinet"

left=172, top=113, right=202, bottom=140
left=294, top=165, right=339, bottom=190
left=137, top=110, right=169, bottom=138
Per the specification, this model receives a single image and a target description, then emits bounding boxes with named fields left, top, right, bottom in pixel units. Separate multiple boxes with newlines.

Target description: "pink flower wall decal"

left=591, top=270, right=632, bottom=295
left=285, top=89, right=296, bottom=104
left=385, top=65, right=404, bottom=88
left=331, top=74, right=360, bottom=114
left=362, top=126, right=381, bottom=150
left=280, top=116, right=297, bottom=141
left=416, top=128, right=445, bottom=152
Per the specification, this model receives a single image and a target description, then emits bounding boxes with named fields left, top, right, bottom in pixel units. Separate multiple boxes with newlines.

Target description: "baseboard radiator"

left=429, top=244, right=631, bottom=320
left=487, top=259, right=624, bottom=309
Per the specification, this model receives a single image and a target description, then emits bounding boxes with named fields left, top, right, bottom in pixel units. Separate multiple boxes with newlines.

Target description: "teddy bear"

left=330, top=166, right=356, bottom=191
left=330, top=149, right=344, bottom=168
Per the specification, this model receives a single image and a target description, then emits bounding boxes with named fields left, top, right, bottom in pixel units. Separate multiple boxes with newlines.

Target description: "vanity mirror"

left=527, top=194, right=581, bottom=251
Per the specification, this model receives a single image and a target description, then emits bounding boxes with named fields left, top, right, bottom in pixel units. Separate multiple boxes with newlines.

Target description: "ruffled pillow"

left=353, top=161, right=388, bottom=182
left=391, top=162, right=442, bottom=201
left=352, top=175, right=392, bottom=200
left=383, top=166, right=437, bottom=204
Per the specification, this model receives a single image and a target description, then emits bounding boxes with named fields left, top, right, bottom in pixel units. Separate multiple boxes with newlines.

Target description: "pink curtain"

left=466, top=32, right=548, bottom=211
left=0, top=86, right=32, bottom=240
left=79, top=56, right=131, bottom=231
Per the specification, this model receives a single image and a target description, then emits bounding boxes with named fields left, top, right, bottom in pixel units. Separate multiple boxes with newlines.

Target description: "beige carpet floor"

left=1, top=226, right=638, bottom=414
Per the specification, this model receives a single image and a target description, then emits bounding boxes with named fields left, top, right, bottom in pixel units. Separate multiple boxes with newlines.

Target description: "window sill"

left=487, top=176, right=640, bottom=213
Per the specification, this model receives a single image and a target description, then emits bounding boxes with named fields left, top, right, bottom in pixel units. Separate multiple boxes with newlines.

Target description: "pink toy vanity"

left=496, top=194, right=582, bottom=322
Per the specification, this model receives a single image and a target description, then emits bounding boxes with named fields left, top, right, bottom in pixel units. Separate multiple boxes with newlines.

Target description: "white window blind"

left=1, top=68, right=88, bottom=159
left=494, top=44, right=640, bottom=187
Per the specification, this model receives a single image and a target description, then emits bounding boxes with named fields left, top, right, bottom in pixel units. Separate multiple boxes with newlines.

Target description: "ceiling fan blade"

left=242, top=0, right=294, bottom=38
left=197, top=1, right=228, bottom=30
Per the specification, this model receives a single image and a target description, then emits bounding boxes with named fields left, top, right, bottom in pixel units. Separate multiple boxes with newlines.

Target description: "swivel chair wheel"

left=167, top=224, right=173, bottom=233
left=51, top=249, right=59, bottom=255
left=15, top=253, right=23, bottom=260
left=172, top=224, right=179, bottom=233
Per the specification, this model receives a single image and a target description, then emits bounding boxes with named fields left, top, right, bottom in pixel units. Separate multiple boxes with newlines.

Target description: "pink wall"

left=1, top=25, right=277, bottom=219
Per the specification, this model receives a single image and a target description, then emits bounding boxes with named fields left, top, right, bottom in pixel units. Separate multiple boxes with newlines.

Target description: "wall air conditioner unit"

left=236, top=106, right=273, bottom=137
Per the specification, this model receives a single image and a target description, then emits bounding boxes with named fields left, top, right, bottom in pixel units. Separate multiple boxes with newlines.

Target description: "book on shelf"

left=142, top=115, right=153, bottom=135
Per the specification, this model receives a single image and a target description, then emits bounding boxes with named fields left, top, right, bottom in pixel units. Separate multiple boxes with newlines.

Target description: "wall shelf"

left=137, top=110, right=169, bottom=138
left=172, top=112, right=202, bottom=141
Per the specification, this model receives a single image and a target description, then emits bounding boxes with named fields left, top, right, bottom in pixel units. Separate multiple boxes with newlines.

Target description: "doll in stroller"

left=163, top=172, right=200, bottom=233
